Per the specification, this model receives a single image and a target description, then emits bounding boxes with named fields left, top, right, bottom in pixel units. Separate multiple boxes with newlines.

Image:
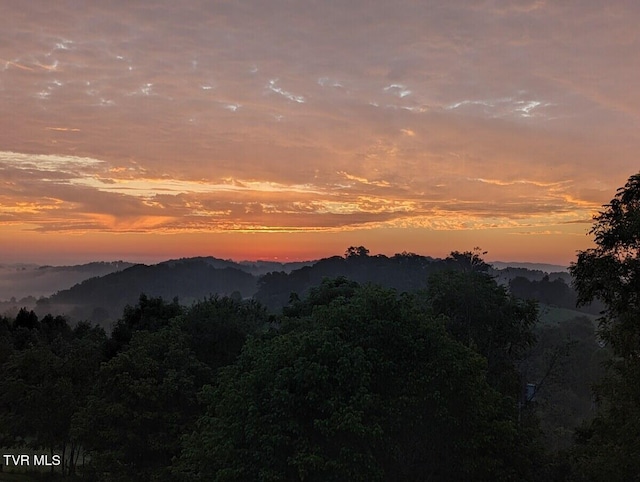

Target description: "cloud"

left=267, top=79, right=305, bottom=103
left=0, top=147, right=600, bottom=236
left=1, top=0, right=639, bottom=261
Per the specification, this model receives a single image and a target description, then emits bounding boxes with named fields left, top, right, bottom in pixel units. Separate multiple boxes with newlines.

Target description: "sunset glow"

left=1, top=1, right=638, bottom=265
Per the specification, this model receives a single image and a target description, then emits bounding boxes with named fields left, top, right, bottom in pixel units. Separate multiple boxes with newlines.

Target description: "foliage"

left=177, top=284, right=529, bottom=481
left=0, top=313, right=106, bottom=476
left=74, top=295, right=265, bottom=481
left=255, top=248, right=446, bottom=311
left=427, top=259, right=538, bottom=397
left=521, top=317, right=607, bottom=451
left=570, top=173, right=640, bottom=355
left=74, top=322, right=211, bottom=482
left=283, top=276, right=359, bottom=318
left=344, top=246, right=370, bottom=258
left=569, top=172, right=640, bottom=479
left=107, top=294, right=183, bottom=357
left=446, top=247, right=491, bottom=272
left=1, top=246, right=610, bottom=480
left=176, top=295, right=269, bottom=368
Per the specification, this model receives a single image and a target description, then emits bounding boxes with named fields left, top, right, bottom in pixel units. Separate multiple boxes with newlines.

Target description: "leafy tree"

left=569, top=173, right=640, bottom=480
left=0, top=344, right=61, bottom=450
left=344, top=246, right=370, bottom=258
left=106, top=294, right=183, bottom=358
left=283, top=276, right=359, bottom=318
left=255, top=270, right=293, bottom=310
left=446, top=247, right=491, bottom=272
left=177, top=284, right=528, bottom=481
left=1, top=345, right=74, bottom=473
left=0, top=316, right=106, bottom=475
left=427, top=255, right=538, bottom=397
left=13, top=307, right=40, bottom=331
left=39, top=313, right=73, bottom=344
left=571, top=173, right=640, bottom=356
left=176, top=295, right=268, bottom=369
left=63, top=322, right=108, bottom=475
left=0, top=315, right=12, bottom=364
left=74, top=322, right=210, bottom=482
left=425, top=253, right=547, bottom=474
left=10, top=308, right=41, bottom=350
left=76, top=296, right=263, bottom=481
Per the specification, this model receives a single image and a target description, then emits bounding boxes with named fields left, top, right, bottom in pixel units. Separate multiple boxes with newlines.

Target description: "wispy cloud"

left=267, top=79, right=305, bottom=103
left=0, top=149, right=600, bottom=237
left=0, top=0, right=638, bottom=262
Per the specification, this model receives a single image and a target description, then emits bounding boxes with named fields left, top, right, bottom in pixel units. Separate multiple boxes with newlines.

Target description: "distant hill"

left=508, top=274, right=603, bottom=316
left=489, top=261, right=568, bottom=273
left=40, top=258, right=257, bottom=324
left=254, top=254, right=589, bottom=314
left=0, top=261, right=134, bottom=301
left=25, top=252, right=594, bottom=327
left=489, top=266, right=572, bottom=287
left=158, top=257, right=314, bottom=276
left=237, top=260, right=315, bottom=276
left=34, top=253, right=450, bottom=322
left=254, top=253, right=445, bottom=311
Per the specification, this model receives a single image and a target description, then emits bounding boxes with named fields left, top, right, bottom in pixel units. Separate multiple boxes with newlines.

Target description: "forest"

left=1, top=173, right=640, bottom=481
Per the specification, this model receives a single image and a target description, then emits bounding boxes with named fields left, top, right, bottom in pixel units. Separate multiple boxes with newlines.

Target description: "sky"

left=1, top=0, right=639, bottom=265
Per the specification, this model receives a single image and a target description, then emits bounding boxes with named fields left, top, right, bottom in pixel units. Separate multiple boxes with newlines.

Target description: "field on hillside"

left=537, top=304, right=599, bottom=326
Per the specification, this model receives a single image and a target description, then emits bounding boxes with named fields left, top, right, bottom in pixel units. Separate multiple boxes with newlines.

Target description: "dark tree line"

left=0, top=296, right=268, bottom=480
left=0, top=310, right=106, bottom=476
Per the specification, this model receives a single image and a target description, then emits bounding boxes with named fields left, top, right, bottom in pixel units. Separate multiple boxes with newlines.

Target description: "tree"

left=569, top=172, right=640, bottom=480
left=283, top=276, right=359, bottom=318
left=427, top=256, right=538, bottom=398
left=0, top=315, right=12, bottom=365
left=344, top=246, right=370, bottom=258
left=176, top=295, right=268, bottom=369
left=521, top=316, right=608, bottom=452
left=75, top=296, right=263, bottom=481
left=0, top=344, right=64, bottom=453
left=74, top=322, right=210, bottom=482
left=13, top=308, right=40, bottom=331
left=177, top=284, right=529, bottom=481
left=571, top=173, right=640, bottom=357
left=40, top=313, right=72, bottom=344
left=106, top=294, right=183, bottom=358
left=446, top=247, right=490, bottom=272
left=0, top=317, right=106, bottom=476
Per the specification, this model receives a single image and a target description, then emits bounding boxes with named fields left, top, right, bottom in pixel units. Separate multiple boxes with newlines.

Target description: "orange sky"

left=1, top=1, right=638, bottom=266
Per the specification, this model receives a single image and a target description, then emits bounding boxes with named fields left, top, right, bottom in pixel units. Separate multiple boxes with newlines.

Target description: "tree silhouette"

left=344, top=246, right=370, bottom=258
left=570, top=172, right=640, bottom=480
